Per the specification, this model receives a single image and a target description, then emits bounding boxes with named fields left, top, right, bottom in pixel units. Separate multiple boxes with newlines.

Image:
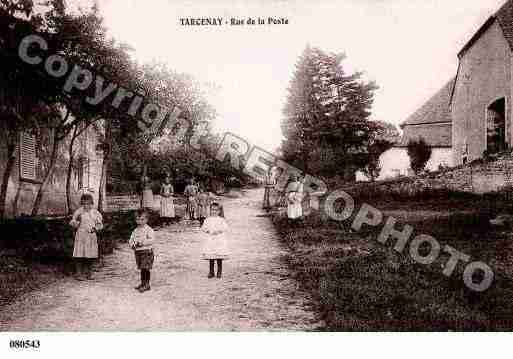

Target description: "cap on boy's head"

left=80, top=193, right=94, bottom=205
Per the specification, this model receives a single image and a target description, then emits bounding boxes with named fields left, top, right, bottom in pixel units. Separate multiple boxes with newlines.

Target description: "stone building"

left=0, top=121, right=105, bottom=218
left=357, top=78, right=455, bottom=181
left=361, top=0, right=513, bottom=181
left=451, top=0, right=513, bottom=164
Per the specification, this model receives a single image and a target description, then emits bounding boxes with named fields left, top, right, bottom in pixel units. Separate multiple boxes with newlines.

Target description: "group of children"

left=70, top=192, right=229, bottom=292
left=184, top=178, right=214, bottom=226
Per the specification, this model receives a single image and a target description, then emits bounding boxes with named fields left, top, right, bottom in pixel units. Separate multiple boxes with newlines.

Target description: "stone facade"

left=451, top=20, right=512, bottom=164
left=0, top=124, right=104, bottom=217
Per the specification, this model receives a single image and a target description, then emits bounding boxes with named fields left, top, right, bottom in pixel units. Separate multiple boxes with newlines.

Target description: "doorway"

left=486, top=98, right=506, bottom=154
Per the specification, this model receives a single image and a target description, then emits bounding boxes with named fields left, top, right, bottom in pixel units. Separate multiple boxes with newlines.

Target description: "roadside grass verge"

left=272, top=192, right=513, bottom=331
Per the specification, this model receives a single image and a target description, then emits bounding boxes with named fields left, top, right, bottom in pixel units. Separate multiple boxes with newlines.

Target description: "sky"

left=89, top=0, right=507, bottom=152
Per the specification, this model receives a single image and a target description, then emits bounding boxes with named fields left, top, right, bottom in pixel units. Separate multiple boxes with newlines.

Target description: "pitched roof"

left=496, top=0, right=513, bottom=50
left=400, top=78, right=455, bottom=127
left=458, top=0, right=513, bottom=56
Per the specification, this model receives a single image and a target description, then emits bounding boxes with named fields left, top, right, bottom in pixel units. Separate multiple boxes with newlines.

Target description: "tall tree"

left=108, top=61, right=219, bottom=194
left=282, top=45, right=379, bottom=177
left=31, top=2, right=136, bottom=215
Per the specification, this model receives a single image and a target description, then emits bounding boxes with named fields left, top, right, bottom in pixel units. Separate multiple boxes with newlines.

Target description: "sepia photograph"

left=0, top=0, right=512, bottom=354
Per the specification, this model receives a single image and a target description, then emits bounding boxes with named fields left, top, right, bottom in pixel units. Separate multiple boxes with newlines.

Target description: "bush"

left=407, top=138, right=432, bottom=175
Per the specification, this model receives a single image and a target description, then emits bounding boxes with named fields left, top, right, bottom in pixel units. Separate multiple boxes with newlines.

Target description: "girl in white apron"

left=69, top=194, right=103, bottom=280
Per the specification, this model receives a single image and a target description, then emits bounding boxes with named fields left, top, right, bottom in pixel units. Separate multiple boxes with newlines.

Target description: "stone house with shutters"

left=450, top=0, right=513, bottom=164
left=0, top=120, right=105, bottom=217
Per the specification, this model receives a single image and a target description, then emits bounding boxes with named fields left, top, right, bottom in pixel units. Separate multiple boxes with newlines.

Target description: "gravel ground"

left=0, top=188, right=323, bottom=331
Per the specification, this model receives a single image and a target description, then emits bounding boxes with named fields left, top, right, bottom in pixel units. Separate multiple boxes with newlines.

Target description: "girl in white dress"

left=160, top=176, right=175, bottom=224
left=69, top=194, right=103, bottom=280
left=201, top=202, right=229, bottom=278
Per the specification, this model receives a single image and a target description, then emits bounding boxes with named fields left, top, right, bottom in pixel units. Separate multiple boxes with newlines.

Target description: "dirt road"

left=0, top=189, right=322, bottom=331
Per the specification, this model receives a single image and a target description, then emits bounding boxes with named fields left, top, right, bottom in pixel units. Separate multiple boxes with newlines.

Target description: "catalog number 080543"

left=9, top=339, right=40, bottom=349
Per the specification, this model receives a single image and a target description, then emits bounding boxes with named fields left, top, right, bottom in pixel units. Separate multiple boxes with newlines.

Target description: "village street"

left=0, top=189, right=322, bottom=331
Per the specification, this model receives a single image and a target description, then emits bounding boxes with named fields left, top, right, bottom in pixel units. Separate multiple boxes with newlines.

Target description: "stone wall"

left=104, top=194, right=188, bottom=216
left=347, top=153, right=513, bottom=197
left=357, top=146, right=454, bottom=182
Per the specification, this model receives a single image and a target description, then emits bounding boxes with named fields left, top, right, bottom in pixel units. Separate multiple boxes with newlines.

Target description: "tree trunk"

left=31, top=130, right=60, bottom=216
left=0, top=142, right=17, bottom=219
left=12, top=182, right=22, bottom=217
left=65, top=126, right=79, bottom=215
left=97, top=121, right=111, bottom=213
left=302, top=150, right=309, bottom=174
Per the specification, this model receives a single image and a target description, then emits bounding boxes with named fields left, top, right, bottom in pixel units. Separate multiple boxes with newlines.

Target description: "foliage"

left=0, top=0, right=65, bottom=217
left=407, top=137, right=432, bottom=175
left=107, top=61, right=246, bottom=194
left=281, top=45, right=379, bottom=176
left=0, top=0, right=231, bottom=216
left=360, top=121, right=399, bottom=181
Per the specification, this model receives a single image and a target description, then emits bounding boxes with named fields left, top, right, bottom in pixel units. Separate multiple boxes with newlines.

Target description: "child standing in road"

left=201, top=202, right=229, bottom=278
left=69, top=194, right=103, bottom=280
left=129, top=209, right=155, bottom=293
left=197, top=188, right=214, bottom=226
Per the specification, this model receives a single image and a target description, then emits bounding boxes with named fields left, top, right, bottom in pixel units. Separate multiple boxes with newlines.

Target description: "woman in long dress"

left=286, top=175, right=303, bottom=220
left=160, top=176, right=175, bottom=224
left=141, top=173, right=154, bottom=209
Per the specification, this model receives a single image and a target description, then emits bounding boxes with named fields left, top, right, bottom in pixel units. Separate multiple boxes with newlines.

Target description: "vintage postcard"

left=0, top=0, right=512, bottom=356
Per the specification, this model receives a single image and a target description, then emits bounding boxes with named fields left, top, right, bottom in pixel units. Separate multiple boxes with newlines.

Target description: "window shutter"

left=19, top=132, right=37, bottom=182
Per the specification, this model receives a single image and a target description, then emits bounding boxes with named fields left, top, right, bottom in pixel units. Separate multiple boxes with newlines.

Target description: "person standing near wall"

left=141, top=170, right=154, bottom=209
left=184, top=178, right=199, bottom=220
left=160, top=175, right=175, bottom=225
left=263, top=167, right=275, bottom=211
left=286, top=174, right=303, bottom=222
left=197, top=185, right=213, bottom=226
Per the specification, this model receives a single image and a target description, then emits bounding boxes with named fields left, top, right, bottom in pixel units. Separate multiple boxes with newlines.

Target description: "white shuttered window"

left=19, top=132, right=38, bottom=182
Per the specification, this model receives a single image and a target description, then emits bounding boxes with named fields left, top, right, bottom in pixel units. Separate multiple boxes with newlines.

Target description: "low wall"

left=105, top=195, right=141, bottom=212
left=105, top=194, right=187, bottom=215
left=339, top=153, right=513, bottom=198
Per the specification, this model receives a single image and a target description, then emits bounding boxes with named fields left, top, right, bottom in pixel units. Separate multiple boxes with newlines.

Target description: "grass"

left=272, top=190, right=513, bottom=331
